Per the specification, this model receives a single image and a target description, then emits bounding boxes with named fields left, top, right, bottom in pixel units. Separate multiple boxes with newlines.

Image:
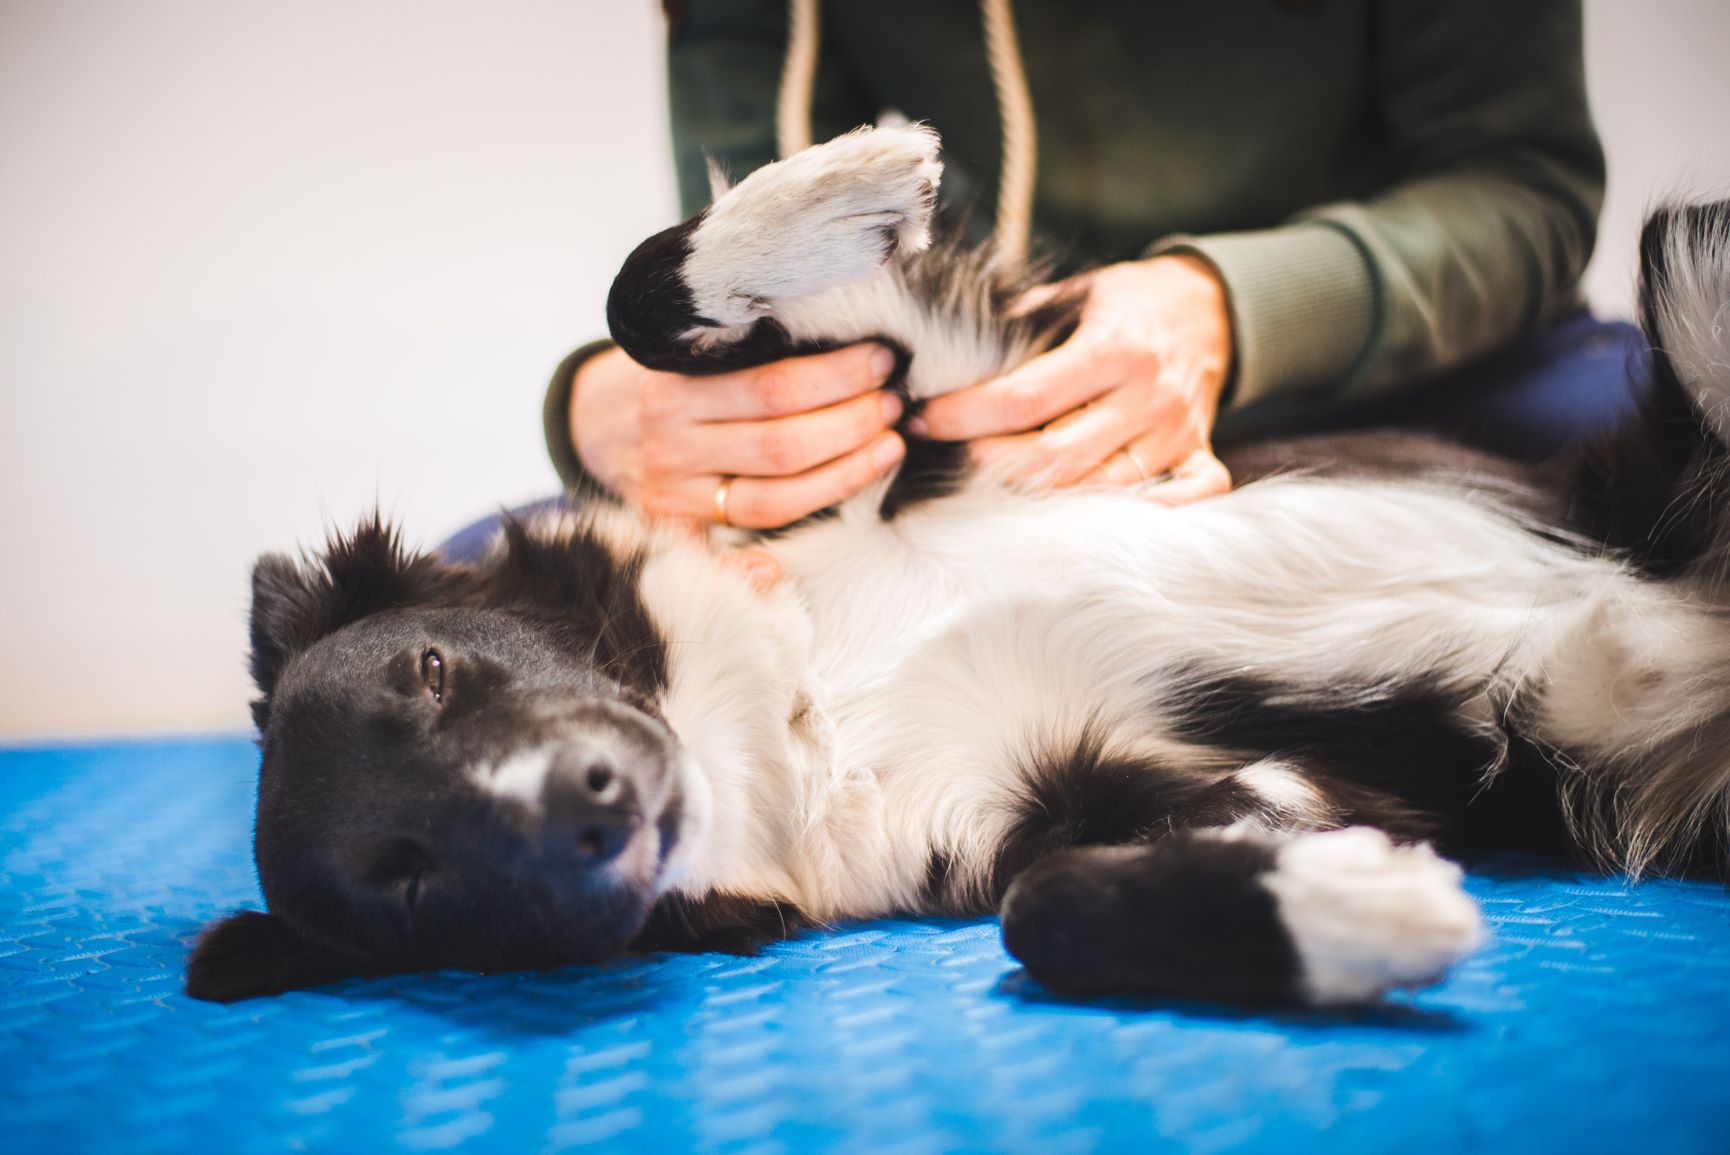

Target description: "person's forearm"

left=1305, top=164, right=1600, bottom=395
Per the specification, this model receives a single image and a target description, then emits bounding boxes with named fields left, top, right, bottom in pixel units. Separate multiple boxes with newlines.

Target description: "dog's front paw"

left=683, top=124, right=944, bottom=328
left=1261, top=827, right=1484, bottom=1005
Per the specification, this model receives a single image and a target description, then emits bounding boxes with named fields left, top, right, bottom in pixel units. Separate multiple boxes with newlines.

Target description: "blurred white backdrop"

left=1, top=1, right=1727, bottom=740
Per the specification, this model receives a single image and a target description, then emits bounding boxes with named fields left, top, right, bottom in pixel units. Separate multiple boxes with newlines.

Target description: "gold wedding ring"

left=1121, top=446, right=1151, bottom=483
left=714, top=476, right=735, bottom=526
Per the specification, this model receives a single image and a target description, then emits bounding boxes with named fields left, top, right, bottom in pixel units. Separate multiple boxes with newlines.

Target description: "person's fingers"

left=971, top=384, right=1191, bottom=487
left=651, top=343, right=896, bottom=425
left=964, top=428, right=1048, bottom=485
left=1074, top=431, right=1203, bottom=489
left=912, top=337, right=1111, bottom=441
left=1136, top=447, right=1232, bottom=506
left=672, top=387, right=902, bottom=478
left=1077, top=444, right=1155, bottom=487
left=712, top=430, right=913, bottom=529
left=1109, top=405, right=1210, bottom=481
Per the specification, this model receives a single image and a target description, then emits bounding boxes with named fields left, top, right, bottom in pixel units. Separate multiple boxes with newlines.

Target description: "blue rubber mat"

left=3, top=737, right=1728, bottom=1154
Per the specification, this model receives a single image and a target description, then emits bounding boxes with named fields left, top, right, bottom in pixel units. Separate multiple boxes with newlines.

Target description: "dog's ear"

left=249, top=516, right=466, bottom=727
left=249, top=551, right=319, bottom=717
left=185, top=910, right=373, bottom=1003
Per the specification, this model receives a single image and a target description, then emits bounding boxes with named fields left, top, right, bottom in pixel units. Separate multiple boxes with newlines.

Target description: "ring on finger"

left=714, top=476, right=735, bottom=526
left=1120, top=445, right=1152, bottom=483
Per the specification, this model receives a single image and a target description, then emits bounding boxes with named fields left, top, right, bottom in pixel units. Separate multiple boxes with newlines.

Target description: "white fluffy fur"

left=1258, top=828, right=1484, bottom=1004
left=682, top=125, right=943, bottom=338
left=485, top=747, right=553, bottom=805
left=1235, top=761, right=1332, bottom=829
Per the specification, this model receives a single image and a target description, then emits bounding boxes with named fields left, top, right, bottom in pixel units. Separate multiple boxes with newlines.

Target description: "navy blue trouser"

left=440, top=314, right=1647, bottom=563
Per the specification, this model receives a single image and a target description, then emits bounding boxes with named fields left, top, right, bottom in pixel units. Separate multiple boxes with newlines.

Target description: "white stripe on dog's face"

left=478, top=730, right=643, bottom=810
left=485, top=746, right=553, bottom=805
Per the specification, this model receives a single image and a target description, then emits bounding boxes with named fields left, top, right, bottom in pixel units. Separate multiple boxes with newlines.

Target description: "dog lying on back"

left=189, top=126, right=1730, bottom=1006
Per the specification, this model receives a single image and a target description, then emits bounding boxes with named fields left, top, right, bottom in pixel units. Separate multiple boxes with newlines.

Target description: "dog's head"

left=187, top=514, right=698, bottom=1002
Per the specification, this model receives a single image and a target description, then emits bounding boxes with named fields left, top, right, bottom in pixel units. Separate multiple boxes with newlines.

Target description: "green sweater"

left=547, top=0, right=1602, bottom=489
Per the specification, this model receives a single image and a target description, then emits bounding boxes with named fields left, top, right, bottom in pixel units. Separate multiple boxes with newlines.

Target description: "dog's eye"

left=420, top=648, right=446, bottom=703
left=365, top=838, right=432, bottom=916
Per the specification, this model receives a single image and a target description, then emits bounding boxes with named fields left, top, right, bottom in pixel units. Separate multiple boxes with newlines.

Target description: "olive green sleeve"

left=541, top=340, right=619, bottom=500
left=1160, top=0, right=1604, bottom=407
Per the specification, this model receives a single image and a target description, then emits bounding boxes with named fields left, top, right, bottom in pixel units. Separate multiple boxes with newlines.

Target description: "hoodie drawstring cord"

left=979, top=0, right=1036, bottom=267
left=775, top=0, right=820, bottom=159
left=773, top=0, right=1036, bottom=267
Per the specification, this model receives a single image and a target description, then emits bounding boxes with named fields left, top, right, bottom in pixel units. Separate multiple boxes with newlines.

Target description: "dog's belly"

left=746, top=473, right=1657, bottom=916
left=771, top=474, right=1608, bottom=701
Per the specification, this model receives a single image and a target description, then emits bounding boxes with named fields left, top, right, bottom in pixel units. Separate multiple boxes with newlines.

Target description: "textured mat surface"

left=3, top=737, right=1729, bottom=1154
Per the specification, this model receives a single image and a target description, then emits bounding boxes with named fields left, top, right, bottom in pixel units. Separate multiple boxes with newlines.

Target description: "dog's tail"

left=1576, top=200, right=1730, bottom=575
left=1556, top=200, right=1730, bottom=874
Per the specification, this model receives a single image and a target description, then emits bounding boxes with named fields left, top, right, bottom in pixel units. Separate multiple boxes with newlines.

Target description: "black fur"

left=604, top=216, right=704, bottom=372
left=631, top=892, right=809, bottom=955
left=1001, top=835, right=1301, bottom=1003
left=919, top=850, right=968, bottom=914
left=186, top=911, right=375, bottom=1004
left=249, top=516, right=471, bottom=729
left=191, top=515, right=691, bottom=1002
left=606, top=215, right=815, bottom=376
left=879, top=435, right=971, bottom=518
left=1220, top=429, right=1555, bottom=506
left=1166, top=672, right=1574, bottom=859
left=484, top=517, right=669, bottom=699
left=989, top=729, right=1258, bottom=905
left=1569, top=204, right=1730, bottom=575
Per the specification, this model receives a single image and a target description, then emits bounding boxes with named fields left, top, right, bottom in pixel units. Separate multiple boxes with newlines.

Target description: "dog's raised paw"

left=777, top=123, right=945, bottom=257
left=682, top=125, right=945, bottom=328
left=1260, top=826, right=1485, bottom=1005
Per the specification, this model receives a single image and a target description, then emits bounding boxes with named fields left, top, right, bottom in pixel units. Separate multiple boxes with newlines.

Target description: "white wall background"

left=1579, top=1, right=1730, bottom=317
left=1, top=1, right=1728, bottom=742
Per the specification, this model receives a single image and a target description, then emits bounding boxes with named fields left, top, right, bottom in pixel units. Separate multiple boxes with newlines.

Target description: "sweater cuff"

left=1151, top=221, right=1377, bottom=408
left=542, top=338, right=619, bottom=500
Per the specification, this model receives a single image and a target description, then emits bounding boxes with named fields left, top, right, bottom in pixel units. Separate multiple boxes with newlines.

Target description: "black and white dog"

left=189, top=126, right=1730, bottom=1007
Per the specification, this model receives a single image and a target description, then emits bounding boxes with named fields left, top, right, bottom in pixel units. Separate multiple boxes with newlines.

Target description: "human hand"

left=570, top=343, right=907, bottom=531
left=911, top=254, right=1234, bottom=505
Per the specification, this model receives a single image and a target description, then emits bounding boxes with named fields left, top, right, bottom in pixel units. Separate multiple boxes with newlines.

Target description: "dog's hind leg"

left=983, top=720, right=1484, bottom=1005
left=999, top=824, right=1482, bottom=1006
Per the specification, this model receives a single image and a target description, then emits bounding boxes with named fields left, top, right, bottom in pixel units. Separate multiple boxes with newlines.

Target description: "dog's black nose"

left=544, top=750, right=641, bottom=867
